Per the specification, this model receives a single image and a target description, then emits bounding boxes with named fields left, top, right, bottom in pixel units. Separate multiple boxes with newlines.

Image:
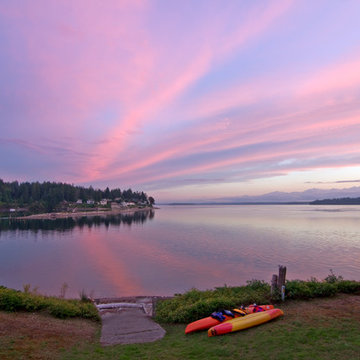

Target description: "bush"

left=0, top=288, right=24, bottom=311
left=324, top=269, right=344, bottom=284
left=0, top=287, right=99, bottom=321
left=155, top=282, right=271, bottom=323
left=307, top=280, right=337, bottom=298
left=285, top=279, right=337, bottom=300
left=156, top=275, right=360, bottom=323
left=335, top=280, right=360, bottom=294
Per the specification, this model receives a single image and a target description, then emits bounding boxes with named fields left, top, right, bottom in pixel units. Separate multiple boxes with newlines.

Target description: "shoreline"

left=13, top=206, right=155, bottom=220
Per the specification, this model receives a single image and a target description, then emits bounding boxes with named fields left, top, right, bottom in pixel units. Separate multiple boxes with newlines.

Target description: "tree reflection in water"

left=0, top=210, right=155, bottom=232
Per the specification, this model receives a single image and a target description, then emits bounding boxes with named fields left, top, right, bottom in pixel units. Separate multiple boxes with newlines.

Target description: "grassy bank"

left=1, top=294, right=359, bottom=360
left=155, top=277, right=360, bottom=323
left=1, top=276, right=360, bottom=359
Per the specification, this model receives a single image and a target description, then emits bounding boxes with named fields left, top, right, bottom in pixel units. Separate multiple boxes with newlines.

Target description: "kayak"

left=246, top=304, right=274, bottom=313
left=185, top=304, right=274, bottom=334
left=208, top=308, right=283, bottom=336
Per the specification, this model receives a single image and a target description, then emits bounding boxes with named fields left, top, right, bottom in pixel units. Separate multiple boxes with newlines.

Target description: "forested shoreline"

left=0, top=179, right=154, bottom=215
left=310, top=197, right=360, bottom=205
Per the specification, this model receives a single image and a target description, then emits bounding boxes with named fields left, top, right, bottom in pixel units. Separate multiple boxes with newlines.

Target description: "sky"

left=1, top=0, right=360, bottom=202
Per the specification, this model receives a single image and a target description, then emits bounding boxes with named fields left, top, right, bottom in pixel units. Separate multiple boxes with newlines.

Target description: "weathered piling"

left=271, top=274, right=278, bottom=295
left=277, top=265, right=287, bottom=289
left=271, top=265, right=287, bottom=300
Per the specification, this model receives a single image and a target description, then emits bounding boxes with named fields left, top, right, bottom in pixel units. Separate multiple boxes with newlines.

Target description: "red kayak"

left=185, top=304, right=274, bottom=334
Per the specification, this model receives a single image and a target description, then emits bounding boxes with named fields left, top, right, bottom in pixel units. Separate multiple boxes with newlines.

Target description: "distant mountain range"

left=214, top=186, right=360, bottom=203
left=164, top=186, right=360, bottom=205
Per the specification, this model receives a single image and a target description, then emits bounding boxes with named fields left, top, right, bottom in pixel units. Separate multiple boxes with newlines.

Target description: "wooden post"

left=271, top=274, right=278, bottom=295
left=277, top=265, right=287, bottom=289
left=277, top=265, right=287, bottom=301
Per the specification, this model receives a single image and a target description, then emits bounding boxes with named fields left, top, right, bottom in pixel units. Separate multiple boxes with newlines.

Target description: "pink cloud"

left=76, top=0, right=295, bottom=182
left=112, top=128, right=360, bottom=187
left=297, top=57, right=360, bottom=97
left=2, top=0, right=360, bottom=194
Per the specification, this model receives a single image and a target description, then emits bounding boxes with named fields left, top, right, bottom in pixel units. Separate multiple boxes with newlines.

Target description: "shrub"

left=285, top=280, right=337, bottom=300
left=306, top=280, right=337, bottom=298
left=47, top=300, right=80, bottom=318
left=335, top=280, right=360, bottom=294
left=0, top=288, right=24, bottom=311
left=156, top=276, right=360, bottom=323
left=0, top=287, right=99, bottom=321
left=324, top=269, right=344, bottom=284
left=155, top=282, right=271, bottom=323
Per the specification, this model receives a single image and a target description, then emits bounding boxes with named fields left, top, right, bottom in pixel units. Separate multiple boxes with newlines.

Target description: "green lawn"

left=62, top=295, right=360, bottom=360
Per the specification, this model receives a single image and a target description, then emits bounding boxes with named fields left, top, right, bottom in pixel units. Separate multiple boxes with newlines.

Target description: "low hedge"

left=0, top=287, right=99, bottom=321
left=155, top=278, right=360, bottom=323
left=155, top=280, right=271, bottom=323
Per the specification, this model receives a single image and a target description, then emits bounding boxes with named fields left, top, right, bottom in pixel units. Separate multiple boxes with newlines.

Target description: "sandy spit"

left=14, top=207, right=155, bottom=220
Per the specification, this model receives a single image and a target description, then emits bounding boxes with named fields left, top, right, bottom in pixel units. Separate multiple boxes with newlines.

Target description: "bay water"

left=0, top=205, right=359, bottom=298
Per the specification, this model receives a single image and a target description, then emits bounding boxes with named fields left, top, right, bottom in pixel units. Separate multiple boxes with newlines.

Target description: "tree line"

left=0, top=210, right=155, bottom=231
left=310, top=197, right=360, bottom=205
left=0, top=179, right=154, bottom=213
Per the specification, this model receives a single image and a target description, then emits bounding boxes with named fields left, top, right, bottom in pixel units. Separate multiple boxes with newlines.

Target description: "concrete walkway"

left=95, top=297, right=167, bottom=346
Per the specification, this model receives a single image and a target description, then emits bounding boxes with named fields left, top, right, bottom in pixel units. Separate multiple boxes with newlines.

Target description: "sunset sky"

left=1, top=0, right=360, bottom=202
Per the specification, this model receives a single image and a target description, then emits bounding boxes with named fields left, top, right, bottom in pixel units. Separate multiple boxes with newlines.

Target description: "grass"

left=1, top=294, right=359, bottom=359
left=0, top=311, right=99, bottom=360
left=1, top=275, right=359, bottom=359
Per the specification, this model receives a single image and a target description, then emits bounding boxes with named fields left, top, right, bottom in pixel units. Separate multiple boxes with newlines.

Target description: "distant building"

left=76, top=199, right=83, bottom=204
left=87, top=200, right=95, bottom=205
left=100, top=199, right=108, bottom=205
left=124, top=202, right=135, bottom=206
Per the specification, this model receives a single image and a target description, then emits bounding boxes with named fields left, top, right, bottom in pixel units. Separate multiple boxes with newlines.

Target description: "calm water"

left=0, top=205, right=359, bottom=298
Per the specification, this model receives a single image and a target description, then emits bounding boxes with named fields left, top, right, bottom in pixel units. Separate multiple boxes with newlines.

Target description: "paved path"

left=96, top=297, right=167, bottom=346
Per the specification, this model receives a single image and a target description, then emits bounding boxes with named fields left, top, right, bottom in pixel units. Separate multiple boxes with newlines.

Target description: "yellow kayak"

left=208, top=308, right=283, bottom=336
left=185, top=305, right=274, bottom=334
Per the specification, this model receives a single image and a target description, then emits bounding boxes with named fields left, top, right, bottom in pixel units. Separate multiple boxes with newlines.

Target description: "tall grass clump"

left=0, top=286, right=99, bottom=321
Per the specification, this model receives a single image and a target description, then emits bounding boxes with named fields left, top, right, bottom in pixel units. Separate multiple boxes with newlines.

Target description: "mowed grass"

left=1, top=294, right=359, bottom=360
left=0, top=311, right=99, bottom=360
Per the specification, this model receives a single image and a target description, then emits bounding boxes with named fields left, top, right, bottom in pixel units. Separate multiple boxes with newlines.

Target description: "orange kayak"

left=185, top=305, right=274, bottom=334
left=208, top=308, right=283, bottom=336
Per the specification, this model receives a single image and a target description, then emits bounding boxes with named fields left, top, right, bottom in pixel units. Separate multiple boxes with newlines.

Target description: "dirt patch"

left=280, top=293, right=360, bottom=325
left=0, top=311, right=99, bottom=360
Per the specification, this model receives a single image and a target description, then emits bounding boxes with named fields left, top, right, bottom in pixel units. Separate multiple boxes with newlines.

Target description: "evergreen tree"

left=0, top=179, right=153, bottom=213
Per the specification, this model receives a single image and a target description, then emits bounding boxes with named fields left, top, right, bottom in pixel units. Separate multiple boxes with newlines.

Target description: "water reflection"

left=0, top=209, right=155, bottom=232
left=1, top=205, right=359, bottom=298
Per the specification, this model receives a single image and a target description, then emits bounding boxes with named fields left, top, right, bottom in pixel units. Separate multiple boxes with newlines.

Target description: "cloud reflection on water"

left=1, top=205, right=359, bottom=297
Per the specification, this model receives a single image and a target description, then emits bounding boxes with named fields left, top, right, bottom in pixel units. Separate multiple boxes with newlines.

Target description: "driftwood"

left=96, top=302, right=145, bottom=310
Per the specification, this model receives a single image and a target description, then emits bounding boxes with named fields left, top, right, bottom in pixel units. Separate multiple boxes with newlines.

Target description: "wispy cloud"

left=1, top=1, right=360, bottom=200
left=306, top=180, right=360, bottom=184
